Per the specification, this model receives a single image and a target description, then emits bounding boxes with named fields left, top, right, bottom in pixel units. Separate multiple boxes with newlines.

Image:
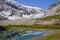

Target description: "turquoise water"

left=15, top=32, right=45, bottom=40
left=0, top=29, right=59, bottom=40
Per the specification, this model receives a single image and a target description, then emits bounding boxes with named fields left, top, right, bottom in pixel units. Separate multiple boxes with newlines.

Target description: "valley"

left=0, top=0, right=60, bottom=40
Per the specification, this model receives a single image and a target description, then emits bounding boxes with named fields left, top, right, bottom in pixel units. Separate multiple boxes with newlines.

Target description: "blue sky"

left=14, top=0, right=57, bottom=10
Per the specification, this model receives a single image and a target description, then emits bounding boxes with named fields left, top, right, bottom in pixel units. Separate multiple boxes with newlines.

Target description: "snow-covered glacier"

left=0, top=0, right=46, bottom=20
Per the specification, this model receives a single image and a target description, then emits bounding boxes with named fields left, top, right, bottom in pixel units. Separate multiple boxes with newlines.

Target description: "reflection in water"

left=16, top=32, right=45, bottom=40
left=0, top=29, right=59, bottom=40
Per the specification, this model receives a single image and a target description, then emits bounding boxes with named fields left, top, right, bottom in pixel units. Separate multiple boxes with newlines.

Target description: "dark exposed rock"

left=55, top=20, right=60, bottom=26
left=0, top=15, right=8, bottom=20
left=0, top=25, right=5, bottom=30
left=48, top=3, right=57, bottom=10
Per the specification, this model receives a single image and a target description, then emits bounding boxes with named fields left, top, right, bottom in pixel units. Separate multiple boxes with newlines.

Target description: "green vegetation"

left=4, top=14, right=60, bottom=30
left=35, top=14, right=60, bottom=21
left=5, top=24, right=60, bottom=30
left=32, top=32, right=60, bottom=40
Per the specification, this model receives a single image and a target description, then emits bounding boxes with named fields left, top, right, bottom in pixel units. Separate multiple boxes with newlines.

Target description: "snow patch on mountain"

left=0, top=0, right=46, bottom=20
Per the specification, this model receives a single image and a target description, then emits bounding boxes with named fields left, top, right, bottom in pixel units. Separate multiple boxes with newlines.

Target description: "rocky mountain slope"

left=0, top=0, right=60, bottom=26
left=0, top=0, right=46, bottom=20
left=45, top=2, right=60, bottom=17
left=34, top=1, right=60, bottom=25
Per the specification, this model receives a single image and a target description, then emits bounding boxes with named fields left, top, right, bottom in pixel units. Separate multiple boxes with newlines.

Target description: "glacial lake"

left=0, top=29, right=60, bottom=40
left=15, top=32, right=45, bottom=40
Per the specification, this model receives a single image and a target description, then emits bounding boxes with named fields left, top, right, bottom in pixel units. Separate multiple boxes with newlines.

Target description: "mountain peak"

left=0, top=0, right=46, bottom=20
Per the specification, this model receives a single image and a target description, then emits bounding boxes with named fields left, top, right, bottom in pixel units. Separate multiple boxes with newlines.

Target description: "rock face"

left=0, top=0, right=60, bottom=25
left=0, top=0, right=46, bottom=20
left=0, top=15, right=7, bottom=20
left=45, top=2, right=60, bottom=17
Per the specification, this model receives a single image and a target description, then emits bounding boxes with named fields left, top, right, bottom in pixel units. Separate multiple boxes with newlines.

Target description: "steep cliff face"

left=0, top=0, right=46, bottom=20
